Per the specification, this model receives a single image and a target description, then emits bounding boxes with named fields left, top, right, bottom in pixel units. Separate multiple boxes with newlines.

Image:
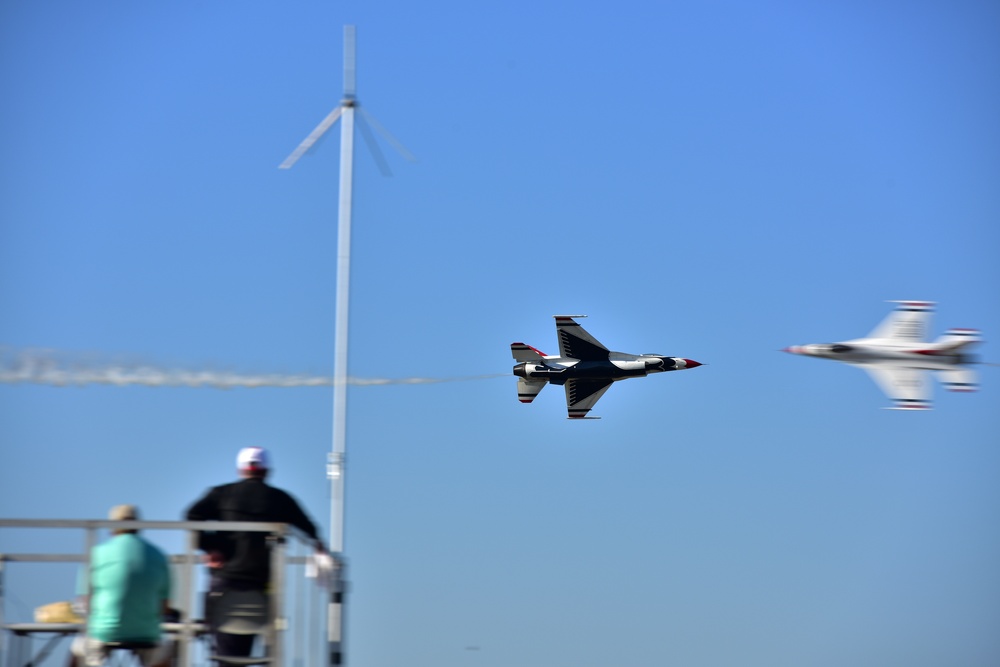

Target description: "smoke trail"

left=0, top=348, right=504, bottom=389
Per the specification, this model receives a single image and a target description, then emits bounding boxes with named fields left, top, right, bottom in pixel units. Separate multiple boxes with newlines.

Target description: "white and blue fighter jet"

left=511, top=315, right=702, bottom=419
left=784, top=300, right=982, bottom=410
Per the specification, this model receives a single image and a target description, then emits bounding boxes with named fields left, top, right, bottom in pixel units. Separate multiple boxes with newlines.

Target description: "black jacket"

left=186, top=477, right=320, bottom=586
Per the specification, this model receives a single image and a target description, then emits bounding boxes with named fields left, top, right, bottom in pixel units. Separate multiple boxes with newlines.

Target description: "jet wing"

left=555, top=316, right=609, bottom=361
left=867, top=301, right=934, bottom=342
left=855, top=363, right=932, bottom=410
left=564, top=378, right=614, bottom=419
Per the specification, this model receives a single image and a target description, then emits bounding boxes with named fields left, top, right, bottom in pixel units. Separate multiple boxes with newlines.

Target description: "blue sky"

left=2, top=1, right=999, bottom=666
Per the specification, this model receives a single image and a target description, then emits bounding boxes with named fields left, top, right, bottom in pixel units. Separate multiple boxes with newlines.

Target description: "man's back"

left=87, top=533, right=170, bottom=642
left=186, top=477, right=318, bottom=586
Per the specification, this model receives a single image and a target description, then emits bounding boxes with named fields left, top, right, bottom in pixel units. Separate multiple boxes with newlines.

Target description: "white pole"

left=329, top=25, right=356, bottom=558
left=327, top=25, right=356, bottom=667
left=330, top=98, right=353, bottom=555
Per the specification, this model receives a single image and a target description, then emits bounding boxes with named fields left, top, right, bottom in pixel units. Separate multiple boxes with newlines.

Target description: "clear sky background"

left=2, top=1, right=999, bottom=666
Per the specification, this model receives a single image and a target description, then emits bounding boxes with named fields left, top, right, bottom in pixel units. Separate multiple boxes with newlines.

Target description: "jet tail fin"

left=517, top=378, right=546, bottom=403
left=511, top=342, right=546, bottom=362
left=932, top=328, right=982, bottom=352
left=937, top=367, right=979, bottom=393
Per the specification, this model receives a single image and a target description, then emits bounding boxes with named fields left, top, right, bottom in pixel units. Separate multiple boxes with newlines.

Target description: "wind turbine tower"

left=281, top=25, right=357, bottom=558
left=280, top=24, right=412, bottom=666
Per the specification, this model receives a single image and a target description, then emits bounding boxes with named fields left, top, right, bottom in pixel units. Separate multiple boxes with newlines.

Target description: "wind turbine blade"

left=357, top=107, right=417, bottom=163
left=356, top=112, right=392, bottom=177
left=343, top=25, right=357, bottom=99
left=279, top=106, right=343, bottom=169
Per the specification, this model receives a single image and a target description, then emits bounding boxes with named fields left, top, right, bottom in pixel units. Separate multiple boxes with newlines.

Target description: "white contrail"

left=0, top=348, right=504, bottom=389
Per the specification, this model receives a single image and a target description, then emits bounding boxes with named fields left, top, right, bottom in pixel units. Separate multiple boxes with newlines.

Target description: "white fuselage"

left=785, top=338, right=968, bottom=369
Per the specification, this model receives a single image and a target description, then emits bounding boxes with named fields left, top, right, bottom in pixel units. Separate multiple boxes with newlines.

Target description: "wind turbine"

left=280, top=24, right=413, bottom=666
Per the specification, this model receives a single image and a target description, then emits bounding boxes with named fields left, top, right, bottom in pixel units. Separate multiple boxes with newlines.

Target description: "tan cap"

left=108, top=504, right=140, bottom=521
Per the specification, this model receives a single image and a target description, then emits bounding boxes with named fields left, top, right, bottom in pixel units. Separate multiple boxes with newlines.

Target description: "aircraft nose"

left=782, top=346, right=801, bottom=354
left=682, top=359, right=702, bottom=369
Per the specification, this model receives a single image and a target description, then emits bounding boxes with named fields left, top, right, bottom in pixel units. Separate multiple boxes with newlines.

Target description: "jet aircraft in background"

left=511, top=315, right=702, bottom=419
left=784, top=301, right=981, bottom=410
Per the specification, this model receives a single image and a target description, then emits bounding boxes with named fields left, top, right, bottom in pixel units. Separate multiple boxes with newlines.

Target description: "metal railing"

left=0, top=519, right=342, bottom=667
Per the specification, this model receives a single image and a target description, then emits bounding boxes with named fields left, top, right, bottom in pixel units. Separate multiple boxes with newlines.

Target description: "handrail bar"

left=0, top=553, right=315, bottom=564
left=0, top=519, right=315, bottom=543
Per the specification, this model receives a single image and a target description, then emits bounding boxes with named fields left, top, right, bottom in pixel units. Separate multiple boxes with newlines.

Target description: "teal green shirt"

left=79, top=533, right=170, bottom=642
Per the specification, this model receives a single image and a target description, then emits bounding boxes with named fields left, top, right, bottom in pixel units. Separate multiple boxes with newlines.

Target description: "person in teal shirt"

left=70, top=505, right=173, bottom=667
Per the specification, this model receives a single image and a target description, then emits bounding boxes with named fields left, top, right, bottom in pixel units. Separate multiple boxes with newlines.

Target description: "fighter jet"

left=511, top=315, right=702, bottom=419
left=783, top=301, right=982, bottom=410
